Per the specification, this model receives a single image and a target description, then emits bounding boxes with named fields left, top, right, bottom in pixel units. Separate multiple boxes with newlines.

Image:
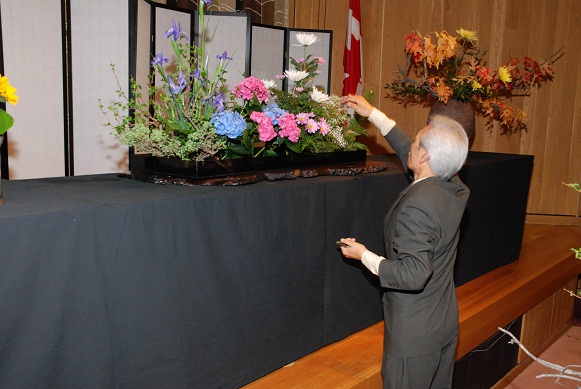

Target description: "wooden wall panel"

left=320, top=0, right=348, bottom=97
left=549, top=278, right=577, bottom=335
left=293, top=0, right=581, bottom=217
left=518, top=293, right=554, bottom=362
left=291, top=0, right=322, bottom=29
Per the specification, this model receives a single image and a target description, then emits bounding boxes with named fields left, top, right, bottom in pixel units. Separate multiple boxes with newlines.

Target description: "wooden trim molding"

left=455, top=224, right=581, bottom=359
left=525, top=214, right=581, bottom=227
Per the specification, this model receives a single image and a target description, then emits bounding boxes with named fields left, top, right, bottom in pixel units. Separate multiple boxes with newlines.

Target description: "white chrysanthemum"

left=293, top=33, right=320, bottom=47
left=261, top=79, right=277, bottom=89
left=284, top=69, right=309, bottom=83
left=310, top=88, right=330, bottom=103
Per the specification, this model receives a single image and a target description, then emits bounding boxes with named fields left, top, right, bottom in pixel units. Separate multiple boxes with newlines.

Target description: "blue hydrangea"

left=210, top=111, right=247, bottom=139
left=263, top=103, right=287, bottom=125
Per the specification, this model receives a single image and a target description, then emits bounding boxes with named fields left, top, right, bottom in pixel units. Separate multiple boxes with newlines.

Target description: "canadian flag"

left=342, top=0, right=363, bottom=96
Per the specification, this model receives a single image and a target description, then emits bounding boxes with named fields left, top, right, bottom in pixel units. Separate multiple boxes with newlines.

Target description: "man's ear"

left=420, top=151, right=429, bottom=164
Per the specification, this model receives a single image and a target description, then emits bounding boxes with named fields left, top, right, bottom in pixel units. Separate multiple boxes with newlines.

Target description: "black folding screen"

left=0, top=0, right=332, bottom=180
left=132, top=0, right=332, bottom=98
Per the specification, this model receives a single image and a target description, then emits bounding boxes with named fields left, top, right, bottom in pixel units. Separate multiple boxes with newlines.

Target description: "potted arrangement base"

left=129, top=149, right=368, bottom=180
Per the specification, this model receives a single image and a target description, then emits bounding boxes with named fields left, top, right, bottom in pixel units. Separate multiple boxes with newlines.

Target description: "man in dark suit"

left=339, top=95, right=470, bottom=389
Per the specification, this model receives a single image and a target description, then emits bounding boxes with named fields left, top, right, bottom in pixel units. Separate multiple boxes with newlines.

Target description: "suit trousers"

left=381, top=337, right=457, bottom=389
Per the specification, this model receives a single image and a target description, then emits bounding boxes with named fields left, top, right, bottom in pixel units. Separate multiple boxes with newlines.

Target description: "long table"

left=0, top=152, right=532, bottom=388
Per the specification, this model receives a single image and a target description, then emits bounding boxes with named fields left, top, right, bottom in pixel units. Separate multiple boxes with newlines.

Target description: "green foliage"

left=100, top=5, right=229, bottom=161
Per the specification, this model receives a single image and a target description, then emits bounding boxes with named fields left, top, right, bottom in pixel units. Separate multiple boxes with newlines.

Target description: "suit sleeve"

left=367, top=108, right=413, bottom=174
left=378, top=195, right=437, bottom=291
left=384, top=125, right=412, bottom=174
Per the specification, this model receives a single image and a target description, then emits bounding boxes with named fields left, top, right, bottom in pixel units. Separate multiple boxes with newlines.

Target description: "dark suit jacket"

left=378, top=125, right=469, bottom=358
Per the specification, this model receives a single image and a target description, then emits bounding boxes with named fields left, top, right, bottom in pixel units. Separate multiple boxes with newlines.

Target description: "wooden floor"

left=243, top=223, right=581, bottom=388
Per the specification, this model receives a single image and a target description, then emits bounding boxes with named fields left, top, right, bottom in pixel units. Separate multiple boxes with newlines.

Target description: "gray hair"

left=420, top=114, right=469, bottom=180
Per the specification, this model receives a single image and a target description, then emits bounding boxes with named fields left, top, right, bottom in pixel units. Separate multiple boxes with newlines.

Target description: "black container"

left=129, top=150, right=367, bottom=180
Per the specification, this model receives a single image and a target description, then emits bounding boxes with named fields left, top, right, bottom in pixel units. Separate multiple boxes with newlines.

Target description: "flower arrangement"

left=385, top=28, right=561, bottom=131
left=220, top=32, right=366, bottom=158
left=101, top=1, right=366, bottom=162
left=101, top=2, right=229, bottom=161
left=0, top=74, right=18, bottom=135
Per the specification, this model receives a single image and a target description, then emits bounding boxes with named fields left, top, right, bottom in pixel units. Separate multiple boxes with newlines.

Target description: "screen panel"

left=198, top=12, right=250, bottom=92
left=71, top=0, right=130, bottom=175
left=1, top=0, right=65, bottom=179
left=286, top=28, right=332, bottom=93
left=135, top=0, right=152, bottom=97
left=153, top=7, right=192, bottom=98
left=250, top=24, right=286, bottom=90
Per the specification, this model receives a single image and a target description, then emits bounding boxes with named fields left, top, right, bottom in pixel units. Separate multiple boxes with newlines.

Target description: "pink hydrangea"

left=277, top=114, right=301, bottom=143
left=233, top=76, right=269, bottom=103
left=250, top=111, right=277, bottom=142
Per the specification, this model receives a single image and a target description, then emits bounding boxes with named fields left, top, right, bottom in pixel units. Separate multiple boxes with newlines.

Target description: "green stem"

left=253, top=146, right=265, bottom=158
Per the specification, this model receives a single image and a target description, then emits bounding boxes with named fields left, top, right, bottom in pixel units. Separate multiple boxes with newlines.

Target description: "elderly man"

left=339, top=95, right=470, bottom=389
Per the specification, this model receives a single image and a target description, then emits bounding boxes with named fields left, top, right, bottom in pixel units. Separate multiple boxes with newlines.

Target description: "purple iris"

left=203, top=0, right=212, bottom=5
left=192, top=68, right=201, bottom=80
left=165, top=19, right=188, bottom=41
left=151, top=51, right=169, bottom=66
left=168, top=72, right=187, bottom=95
left=211, top=92, right=225, bottom=113
left=216, top=51, right=232, bottom=61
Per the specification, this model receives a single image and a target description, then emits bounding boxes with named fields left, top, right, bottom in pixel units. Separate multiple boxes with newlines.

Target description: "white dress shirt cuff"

left=368, top=108, right=396, bottom=136
left=361, top=250, right=384, bottom=276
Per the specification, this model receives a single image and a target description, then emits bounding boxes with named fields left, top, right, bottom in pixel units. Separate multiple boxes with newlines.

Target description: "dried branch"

left=498, top=327, right=581, bottom=386
left=564, top=289, right=581, bottom=300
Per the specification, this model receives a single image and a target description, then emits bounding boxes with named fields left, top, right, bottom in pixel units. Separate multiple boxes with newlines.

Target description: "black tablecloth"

left=0, top=152, right=532, bottom=388
left=456, top=151, right=534, bottom=285
left=0, top=158, right=408, bottom=388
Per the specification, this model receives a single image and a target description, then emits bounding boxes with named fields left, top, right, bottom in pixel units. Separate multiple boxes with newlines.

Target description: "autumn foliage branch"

left=385, top=28, right=563, bottom=132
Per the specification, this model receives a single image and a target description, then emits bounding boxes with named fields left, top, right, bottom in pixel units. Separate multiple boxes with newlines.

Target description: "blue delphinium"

left=210, top=111, right=247, bottom=139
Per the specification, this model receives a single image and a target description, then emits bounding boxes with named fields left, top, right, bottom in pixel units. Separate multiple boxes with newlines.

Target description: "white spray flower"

left=261, top=79, right=277, bottom=89
left=293, top=33, right=320, bottom=47
left=310, top=88, right=329, bottom=103
left=284, top=69, right=309, bottom=83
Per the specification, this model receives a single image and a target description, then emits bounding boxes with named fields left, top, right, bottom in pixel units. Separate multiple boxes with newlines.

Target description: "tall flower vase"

left=427, top=99, right=476, bottom=148
left=0, top=134, right=3, bottom=206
